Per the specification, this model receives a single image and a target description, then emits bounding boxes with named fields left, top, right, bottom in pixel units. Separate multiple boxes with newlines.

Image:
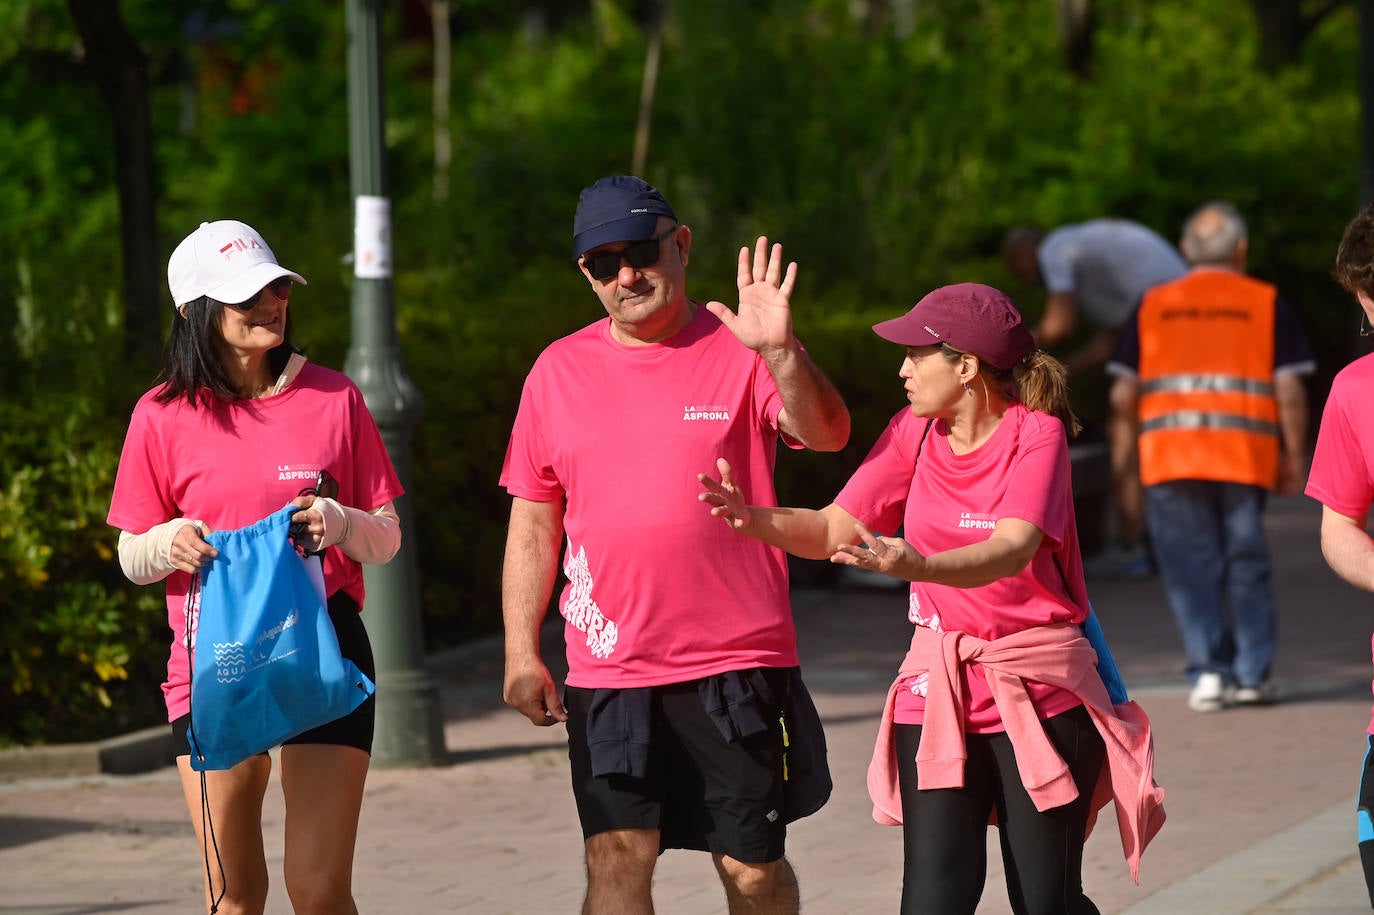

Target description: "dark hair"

left=939, top=343, right=1082, bottom=437
left=154, top=296, right=299, bottom=406
left=1000, top=225, right=1045, bottom=260
left=1334, top=202, right=1374, bottom=298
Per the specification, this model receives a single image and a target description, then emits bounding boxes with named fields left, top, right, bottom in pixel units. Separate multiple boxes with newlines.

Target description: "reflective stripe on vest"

left=1139, top=410, right=1279, bottom=436
left=1139, top=374, right=1274, bottom=397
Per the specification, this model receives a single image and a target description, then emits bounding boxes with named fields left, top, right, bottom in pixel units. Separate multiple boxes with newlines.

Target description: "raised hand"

left=697, top=457, right=753, bottom=531
left=704, top=236, right=797, bottom=354
left=830, top=520, right=923, bottom=581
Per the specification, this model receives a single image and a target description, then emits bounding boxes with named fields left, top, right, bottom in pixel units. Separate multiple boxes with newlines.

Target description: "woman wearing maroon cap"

left=699, top=283, right=1164, bottom=914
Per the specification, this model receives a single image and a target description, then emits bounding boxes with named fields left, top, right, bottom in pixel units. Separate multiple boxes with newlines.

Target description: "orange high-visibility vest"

left=1135, top=269, right=1279, bottom=488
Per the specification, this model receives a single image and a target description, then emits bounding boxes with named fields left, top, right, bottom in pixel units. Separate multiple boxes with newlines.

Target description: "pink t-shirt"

left=836, top=402, right=1089, bottom=733
left=500, top=305, right=800, bottom=688
left=107, top=361, right=404, bottom=721
left=1304, top=352, right=1374, bottom=734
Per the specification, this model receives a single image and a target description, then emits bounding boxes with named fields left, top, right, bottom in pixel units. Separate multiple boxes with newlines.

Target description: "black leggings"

left=1356, top=734, right=1374, bottom=908
left=895, top=705, right=1105, bottom=915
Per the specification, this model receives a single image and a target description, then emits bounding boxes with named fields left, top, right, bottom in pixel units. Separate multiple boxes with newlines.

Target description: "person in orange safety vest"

left=1106, top=201, right=1313, bottom=713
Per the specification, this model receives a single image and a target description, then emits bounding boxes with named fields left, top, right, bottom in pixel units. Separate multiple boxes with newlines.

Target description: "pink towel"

left=867, top=622, right=1166, bottom=883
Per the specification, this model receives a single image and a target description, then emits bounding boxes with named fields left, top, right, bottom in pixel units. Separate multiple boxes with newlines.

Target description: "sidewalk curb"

left=0, top=725, right=173, bottom=782
left=0, top=633, right=514, bottom=783
left=1120, top=801, right=1361, bottom=914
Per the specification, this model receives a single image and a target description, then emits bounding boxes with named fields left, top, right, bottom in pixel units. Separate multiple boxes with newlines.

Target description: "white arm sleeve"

left=315, top=498, right=401, bottom=565
left=117, top=518, right=202, bottom=585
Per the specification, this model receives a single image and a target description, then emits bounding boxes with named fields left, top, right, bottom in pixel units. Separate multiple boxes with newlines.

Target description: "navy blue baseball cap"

left=571, top=175, right=677, bottom=259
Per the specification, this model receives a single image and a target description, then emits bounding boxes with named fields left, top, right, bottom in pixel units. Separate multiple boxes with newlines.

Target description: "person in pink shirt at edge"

left=499, top=175, right=851, bottom=914
left=107, top=220, right=404, bottom=914
left=1305, top=200, right=1374, bottom=908
left=699, top=283, right=1166, bottom=915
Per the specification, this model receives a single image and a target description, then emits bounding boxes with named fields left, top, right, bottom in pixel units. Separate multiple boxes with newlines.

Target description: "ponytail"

left=1009, top=350, right=1081, bottom=437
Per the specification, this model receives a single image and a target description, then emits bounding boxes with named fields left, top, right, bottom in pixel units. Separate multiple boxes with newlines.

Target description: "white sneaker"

left=1188, top=672, right=1227, bottom=712
left=1233, top=682, right=1277, bottom=705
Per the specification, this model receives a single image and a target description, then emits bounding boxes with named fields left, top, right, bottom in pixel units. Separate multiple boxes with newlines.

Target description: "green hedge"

left=0, top=394, right=167, bottom=746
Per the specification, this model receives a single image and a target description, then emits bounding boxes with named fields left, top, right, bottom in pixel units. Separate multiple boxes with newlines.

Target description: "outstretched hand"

left=704, top=236, right=797, bottom=354
left=697, top=457, right=753, bottom=531
left=830, top=520, right=924, bottom=581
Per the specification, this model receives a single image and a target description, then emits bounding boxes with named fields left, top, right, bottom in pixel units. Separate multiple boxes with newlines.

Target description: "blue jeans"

left=1144, top=480, right=1275, bottom=687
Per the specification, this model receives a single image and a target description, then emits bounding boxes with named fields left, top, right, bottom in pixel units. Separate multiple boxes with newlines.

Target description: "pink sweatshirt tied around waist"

left=867, top=622, right=1166, bottom=883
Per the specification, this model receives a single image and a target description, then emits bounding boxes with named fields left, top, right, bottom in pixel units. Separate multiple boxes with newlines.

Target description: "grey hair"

left=1180, top=201, right=1247, bottom=266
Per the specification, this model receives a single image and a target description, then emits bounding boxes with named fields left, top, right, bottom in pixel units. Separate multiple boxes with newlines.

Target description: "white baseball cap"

left=167, top=220, right=307, bottom=309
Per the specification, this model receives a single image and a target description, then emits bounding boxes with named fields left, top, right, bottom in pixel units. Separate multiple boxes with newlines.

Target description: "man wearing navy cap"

left=500, top=175, right=850, bottom=912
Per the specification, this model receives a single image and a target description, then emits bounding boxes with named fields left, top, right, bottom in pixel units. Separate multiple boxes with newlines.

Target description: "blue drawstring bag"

left=1083, top=604, right=1129, bottom=705
left=187, top=504, right=376, bottom=771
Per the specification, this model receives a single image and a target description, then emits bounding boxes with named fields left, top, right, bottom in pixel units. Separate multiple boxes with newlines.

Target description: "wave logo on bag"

left=212, top=643, right=248, bottom=683
left=212, top=609, right=302, bottom=683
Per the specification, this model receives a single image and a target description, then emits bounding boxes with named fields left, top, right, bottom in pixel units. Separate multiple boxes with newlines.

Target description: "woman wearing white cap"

left=699, top=283, right=1165, bottom=914
left=108, top=219, right=404, bottom=914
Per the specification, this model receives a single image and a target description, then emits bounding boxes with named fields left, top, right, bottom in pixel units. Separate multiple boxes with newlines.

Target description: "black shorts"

left=564, top=668, right=791, bottom=864
left=171, top=590, right=376, bottom=757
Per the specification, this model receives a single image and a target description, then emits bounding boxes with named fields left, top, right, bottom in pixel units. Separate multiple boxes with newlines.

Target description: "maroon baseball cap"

left=872, top=283, right=1035, bottom=370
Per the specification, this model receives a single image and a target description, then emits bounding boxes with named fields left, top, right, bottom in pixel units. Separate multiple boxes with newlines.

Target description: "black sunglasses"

left=582, top=227, right=678, bottom=281
left=226, top=276, right=293, bottom=311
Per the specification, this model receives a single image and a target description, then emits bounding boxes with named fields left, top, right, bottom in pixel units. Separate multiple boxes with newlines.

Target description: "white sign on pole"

left=354, top=195, right=392, bottom=279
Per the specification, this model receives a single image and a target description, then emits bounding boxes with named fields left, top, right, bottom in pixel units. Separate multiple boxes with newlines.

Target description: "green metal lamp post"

left=345, top=0, right=445, bottom=767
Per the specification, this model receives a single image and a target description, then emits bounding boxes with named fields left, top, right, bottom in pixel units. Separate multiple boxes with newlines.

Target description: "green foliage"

left=0, top=394, right=166, bottom=746
left=0, top=0, right=1368, bottom=742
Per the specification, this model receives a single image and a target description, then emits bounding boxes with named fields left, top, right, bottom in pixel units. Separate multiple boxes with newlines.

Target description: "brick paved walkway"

left=2, top=494, right=1370, bottom=913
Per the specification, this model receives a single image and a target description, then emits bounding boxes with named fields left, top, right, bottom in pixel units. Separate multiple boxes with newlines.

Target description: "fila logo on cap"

left=217, top=237, right=265, bottom=259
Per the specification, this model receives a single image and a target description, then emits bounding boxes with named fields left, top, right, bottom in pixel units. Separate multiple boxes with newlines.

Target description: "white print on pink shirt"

left=681, top=403, right=732, bottom=421
left=277, top=463, right=324, bottom=483
left=906, top=590, right=942, bottom=698
left=182, top=585, right=202, bottom=650
left=562, top=539, right=619, bottom=659
left=957, top=511, right=997, bottom=530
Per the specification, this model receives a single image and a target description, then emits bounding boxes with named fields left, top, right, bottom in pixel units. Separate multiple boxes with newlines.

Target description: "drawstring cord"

left=183, top=479, right=330, bottom=911
left=184, top=571, right=226, bottom=913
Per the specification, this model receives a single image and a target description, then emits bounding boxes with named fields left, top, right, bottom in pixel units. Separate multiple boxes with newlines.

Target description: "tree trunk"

left=631, top=0, right=667, bottom=177
left=1248, top=0, right=1351, bottom=72
left=1056, top=0, right=1094, bottom=79
left=431, top=0, right=452, bottom=204
left=1362, top=0, right=1374, bottom=205
left=66, top=0, right=162, bottom=366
